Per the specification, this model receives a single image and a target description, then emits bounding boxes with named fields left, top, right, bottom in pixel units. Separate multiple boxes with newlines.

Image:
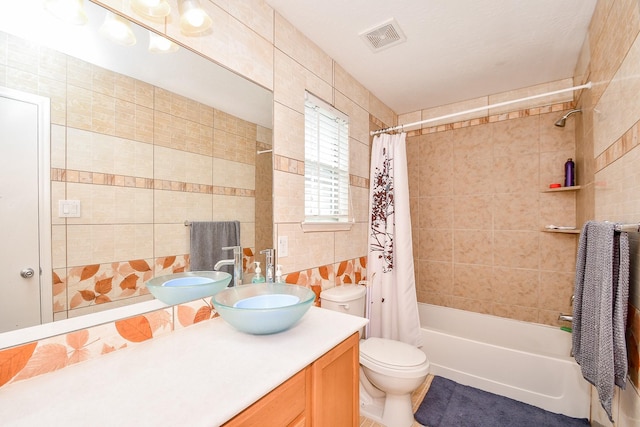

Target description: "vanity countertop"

left=0, top=306, right=367, bottom=426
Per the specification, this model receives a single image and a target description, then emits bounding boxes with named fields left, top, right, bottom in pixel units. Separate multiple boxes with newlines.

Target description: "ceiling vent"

left=360, top=18, right=407, bottom=52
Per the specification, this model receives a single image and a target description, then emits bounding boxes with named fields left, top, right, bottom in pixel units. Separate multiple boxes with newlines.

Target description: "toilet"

left=320, top=284, right=429, bottom=427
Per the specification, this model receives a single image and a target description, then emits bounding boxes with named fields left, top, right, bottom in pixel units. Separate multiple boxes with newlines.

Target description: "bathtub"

left=417, top=303, right=591, bottom=419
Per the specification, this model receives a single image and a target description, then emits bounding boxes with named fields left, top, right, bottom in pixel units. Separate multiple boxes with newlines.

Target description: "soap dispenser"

left=252, top=261, right=265, bottom=283
left=275, top=264, right=284, bottom=283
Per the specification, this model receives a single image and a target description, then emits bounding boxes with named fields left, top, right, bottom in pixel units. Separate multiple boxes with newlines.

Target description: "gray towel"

left=572, top=221, right=629, bottom=422
left=189, top=221, right=240, bottom=274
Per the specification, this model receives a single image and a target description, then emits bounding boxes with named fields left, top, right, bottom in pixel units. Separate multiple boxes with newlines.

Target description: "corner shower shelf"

left=542, top=185, right=581, bottom=193
left=542, top=228, right=580, bottom=234
left=541, top=185, right=581, bottom=234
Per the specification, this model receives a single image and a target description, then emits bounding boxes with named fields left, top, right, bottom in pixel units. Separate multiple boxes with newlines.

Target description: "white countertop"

left=0, top=307, right=368, bottom=427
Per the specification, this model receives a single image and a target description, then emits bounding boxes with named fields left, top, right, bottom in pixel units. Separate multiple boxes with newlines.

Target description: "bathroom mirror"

left=0, top=0, right=273, bottom=344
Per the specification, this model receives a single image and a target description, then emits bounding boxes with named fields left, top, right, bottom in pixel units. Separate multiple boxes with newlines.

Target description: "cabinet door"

left=310, top=333, right=359, bottom=426
left=223, top=367, right=310, bottom=427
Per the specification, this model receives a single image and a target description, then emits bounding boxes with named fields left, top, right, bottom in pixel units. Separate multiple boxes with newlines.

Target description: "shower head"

left=554, top=109, right=582, bottom=127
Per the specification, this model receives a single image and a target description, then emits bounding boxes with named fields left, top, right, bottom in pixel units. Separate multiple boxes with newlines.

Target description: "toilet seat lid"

left=360, top=337, right=427, bottom=368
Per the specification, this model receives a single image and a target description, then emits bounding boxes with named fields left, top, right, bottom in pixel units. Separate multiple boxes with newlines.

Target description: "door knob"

left=20, top=268, right=35, bottom=278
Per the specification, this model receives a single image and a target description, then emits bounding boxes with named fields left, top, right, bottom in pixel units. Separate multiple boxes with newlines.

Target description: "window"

left=303, top=91, right=350, bottom=230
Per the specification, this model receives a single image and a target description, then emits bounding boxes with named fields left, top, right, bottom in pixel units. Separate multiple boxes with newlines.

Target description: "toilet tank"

left=320, top=284, right=367, bottom=318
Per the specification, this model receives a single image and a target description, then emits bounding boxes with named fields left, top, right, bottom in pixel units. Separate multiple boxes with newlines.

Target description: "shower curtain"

left=367, top=132, right=421, bottom=347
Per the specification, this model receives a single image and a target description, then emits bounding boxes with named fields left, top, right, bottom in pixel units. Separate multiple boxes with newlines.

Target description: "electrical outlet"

left=278, top=236, right=288, bottom=257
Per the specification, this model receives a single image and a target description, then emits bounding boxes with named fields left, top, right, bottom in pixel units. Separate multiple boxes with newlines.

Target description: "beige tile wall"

left=577, top=0, right=640, bottom=424
left=406, top=101, right=579, bottom=326
left=270, top=11, right=392, bottom=275
left=255, top=135, right=274, bottom=263
left=95, top=1, right=395, bottom=277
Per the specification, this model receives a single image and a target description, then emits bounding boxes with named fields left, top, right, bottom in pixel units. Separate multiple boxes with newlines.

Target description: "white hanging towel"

left=367, top=132, right=421, bottom=347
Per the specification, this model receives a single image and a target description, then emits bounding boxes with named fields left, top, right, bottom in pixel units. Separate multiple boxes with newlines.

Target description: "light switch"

left=278, top=235, right=288, bottom=257
left=58, top=200, right=81, bottom=218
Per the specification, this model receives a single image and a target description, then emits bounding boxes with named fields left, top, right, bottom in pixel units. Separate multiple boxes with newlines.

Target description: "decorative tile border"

left=368, top=102, right=573, bottom=137
left=335, top=257, right=367, bottom=286
left=0, top=307, right=174, bottom=389
left=55, top=252, right=258, bottom=317
left=54, top=256, right=188, bottom=316
left=273, top=154, right=304, bottom=175
left=595, top=119, right=640, bottom=172
left=273, top=155, right=369, bottom=189
left=51, top=168, right=255, bottom=197
left=65, top=259, right=155, bottom=310
left=350, top=175, right=369, bottom=189
left=0, top=255, right=367, bottom=389
left=283, top=256, right=368, bottom=306
left=405, top=101, right=574, bottom=137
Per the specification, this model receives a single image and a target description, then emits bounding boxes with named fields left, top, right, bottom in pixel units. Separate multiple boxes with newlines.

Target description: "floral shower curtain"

left=367, top=132, right=421, bottom=347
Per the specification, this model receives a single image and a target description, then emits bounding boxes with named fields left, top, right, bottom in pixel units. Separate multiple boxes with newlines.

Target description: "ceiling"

left=266, top=0, right=598, bottom=115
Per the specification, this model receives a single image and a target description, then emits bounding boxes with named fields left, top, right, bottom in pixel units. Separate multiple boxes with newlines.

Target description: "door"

left=0, top=87, right=52, bottom=333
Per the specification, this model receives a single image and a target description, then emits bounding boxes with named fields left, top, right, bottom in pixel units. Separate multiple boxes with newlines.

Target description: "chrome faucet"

left=214, top=245, right=243, bottom=287
left=260, top=248, right=275, bottom=283
left=558, top=313, right=573, bottom=323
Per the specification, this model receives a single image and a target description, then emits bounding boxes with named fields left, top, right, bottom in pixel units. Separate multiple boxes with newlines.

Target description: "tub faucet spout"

left=558, top=313, right=573, bottom=323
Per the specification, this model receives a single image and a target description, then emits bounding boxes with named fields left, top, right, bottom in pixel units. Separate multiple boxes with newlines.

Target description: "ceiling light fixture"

left=43, top=0, right=88, bottom=25
left=130, top=0, right=171, bottom=18
left=178, top=0, right=212, bottom=35
left=148, top=31, right=179, bottom=53
left=99, top=11, right=137, bottom=46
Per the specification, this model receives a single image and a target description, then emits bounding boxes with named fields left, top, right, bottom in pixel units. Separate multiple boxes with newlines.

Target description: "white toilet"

left=320, top=284, right=429, bottom=427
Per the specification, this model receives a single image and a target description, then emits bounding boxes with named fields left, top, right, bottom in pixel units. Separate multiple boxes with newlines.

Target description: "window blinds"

left=304, top=92, right=349, bottom=222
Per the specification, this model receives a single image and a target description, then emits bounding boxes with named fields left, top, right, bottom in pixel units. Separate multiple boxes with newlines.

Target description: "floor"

left=359, top=374, right=434, bottom=427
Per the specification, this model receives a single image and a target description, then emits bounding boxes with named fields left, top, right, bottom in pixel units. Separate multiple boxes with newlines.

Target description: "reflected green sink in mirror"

left=212, top=283, right=316, bottom=335
left=146, top=271, right=232, bottom=305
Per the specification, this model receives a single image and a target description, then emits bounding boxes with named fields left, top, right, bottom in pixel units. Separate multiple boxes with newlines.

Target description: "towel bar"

left=614, top=222, right=640, bottom=232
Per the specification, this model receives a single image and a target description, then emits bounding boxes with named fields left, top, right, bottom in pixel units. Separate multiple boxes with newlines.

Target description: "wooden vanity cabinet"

left=310, top=332, right=360, bottom=426
left=222, top=367, right=310, bottom=426
left=223, top=332, right=359, bottom=427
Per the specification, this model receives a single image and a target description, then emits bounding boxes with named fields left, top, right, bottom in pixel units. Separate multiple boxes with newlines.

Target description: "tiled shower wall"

left=403, top=99, right=579, bottom=327
left=574, top=0, right=640, bottom=424
left=0, top=29, right=269, bottom=320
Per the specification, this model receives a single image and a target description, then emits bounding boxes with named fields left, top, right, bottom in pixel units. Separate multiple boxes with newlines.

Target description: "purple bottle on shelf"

left=564, top=158, right=575, bottom=187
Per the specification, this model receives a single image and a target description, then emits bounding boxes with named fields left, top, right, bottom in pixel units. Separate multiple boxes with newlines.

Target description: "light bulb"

left=99, top=11, right=136, bottom=46
left=184, top=9, right=206, bottom=27
left=178, top=0, right=212, bottom=34
left=148, top=31, right=179, bottom=53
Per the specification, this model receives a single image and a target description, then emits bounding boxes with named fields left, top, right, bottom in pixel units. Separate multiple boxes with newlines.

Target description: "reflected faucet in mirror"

left=260, top=248, right=275, bottom=283
left=214, top=246, right=243, bottom=287
left=0, top=0, right=273, bottom=346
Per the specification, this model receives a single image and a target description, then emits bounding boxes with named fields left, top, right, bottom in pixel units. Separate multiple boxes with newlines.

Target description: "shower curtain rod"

left=371, top=81, right=593, bottom=136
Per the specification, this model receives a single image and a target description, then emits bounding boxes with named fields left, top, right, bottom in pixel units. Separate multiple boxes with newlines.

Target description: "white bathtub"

left=418, top=303, right=591, bottom=419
